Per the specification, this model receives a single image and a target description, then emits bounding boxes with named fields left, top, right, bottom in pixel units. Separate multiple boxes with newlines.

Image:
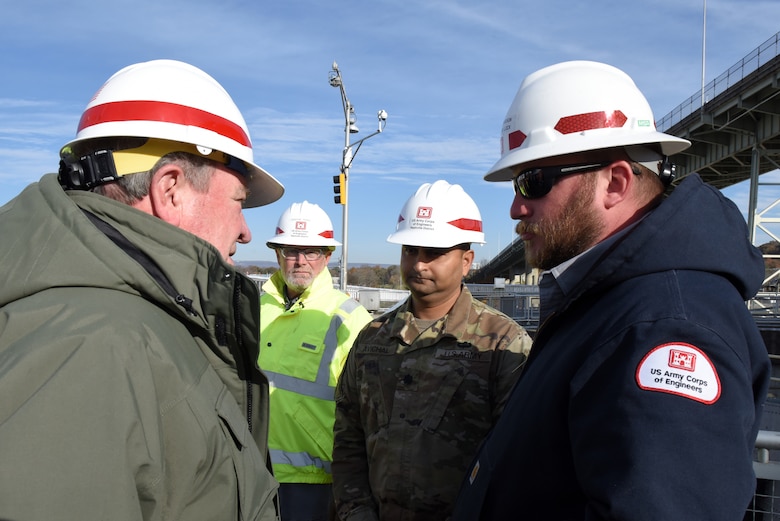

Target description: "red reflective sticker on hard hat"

left=554, top=110, right=628, bottom=135
left=635, top=342, right=721, bottom=404
left=507, top=130, right=527, bottom=151
left=448, top=218, right=483, bottom=232
left=78, top=100, right=252, bottom=147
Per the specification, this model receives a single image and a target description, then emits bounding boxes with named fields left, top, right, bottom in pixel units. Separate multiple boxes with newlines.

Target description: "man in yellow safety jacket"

left=259, top=201, right=372, bottom=521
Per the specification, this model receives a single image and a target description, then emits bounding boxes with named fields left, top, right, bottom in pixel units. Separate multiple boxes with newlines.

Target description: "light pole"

left=328, top=61, right=387, bottom=291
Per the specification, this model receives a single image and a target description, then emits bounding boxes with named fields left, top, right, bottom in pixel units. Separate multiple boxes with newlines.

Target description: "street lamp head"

left=328, top=70, right=341, bottom=88
left=376, top=110, right=388, bottom=132
left=349, top=108, right=359, bottom=133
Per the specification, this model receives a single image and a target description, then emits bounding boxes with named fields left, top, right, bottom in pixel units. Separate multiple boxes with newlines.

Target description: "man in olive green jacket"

left=0, top=59, right=284, bottom=520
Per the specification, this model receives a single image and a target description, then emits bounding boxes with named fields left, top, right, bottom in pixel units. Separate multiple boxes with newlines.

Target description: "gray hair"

left=94, top=152, right=215, bottom=205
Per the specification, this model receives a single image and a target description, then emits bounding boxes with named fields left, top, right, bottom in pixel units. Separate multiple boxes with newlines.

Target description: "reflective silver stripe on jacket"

left=265, top=299, right=358, bottom=400
left=270, top=449, right=332, bottom=473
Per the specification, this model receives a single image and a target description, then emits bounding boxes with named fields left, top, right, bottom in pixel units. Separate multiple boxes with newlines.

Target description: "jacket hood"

left=577, top=174, right=764, bottom=302
left=0, top=174, right=260, bottom=349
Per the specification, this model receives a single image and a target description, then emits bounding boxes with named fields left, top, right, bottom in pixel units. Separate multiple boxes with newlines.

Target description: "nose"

left=414, top=251, right=438, bottom=270
left=238, top=213, right=252, bottom=244
left=510, top=192, right=533, bottom=220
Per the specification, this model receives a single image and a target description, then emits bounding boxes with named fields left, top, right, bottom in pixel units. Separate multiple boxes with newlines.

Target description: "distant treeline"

left=239, top=242, right=780, bottom=288
left=761, top=241, right=780, bottom=269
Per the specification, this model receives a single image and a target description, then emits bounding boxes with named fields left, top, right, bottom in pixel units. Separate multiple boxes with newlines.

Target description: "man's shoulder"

left=354, top=308, right=395, bottom=338
left=0, top=288, right=200, bottom=379
left=312, top=286, right=369, bottom=311
left=4, top=286, right=194, bottom=350
left=468, top=296, right=525, bottom=330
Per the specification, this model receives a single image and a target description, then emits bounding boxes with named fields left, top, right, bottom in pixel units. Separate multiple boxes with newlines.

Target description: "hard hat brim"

left=485, top=128, right=691, bottom=182
left=387, top=228, right=485, bottom=248
left=244, top=162, right=284, bottom=208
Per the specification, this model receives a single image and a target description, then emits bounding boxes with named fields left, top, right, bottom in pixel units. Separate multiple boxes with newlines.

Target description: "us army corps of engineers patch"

left=635, top=342, right=721, bottom=404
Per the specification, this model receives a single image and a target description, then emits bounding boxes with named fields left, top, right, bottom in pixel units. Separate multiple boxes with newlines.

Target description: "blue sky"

left=2, top=0, right=780, bottom=265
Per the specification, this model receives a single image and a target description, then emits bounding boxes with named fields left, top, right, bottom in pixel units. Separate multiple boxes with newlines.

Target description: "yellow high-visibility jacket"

left=259, top=268, right=372, bottom=484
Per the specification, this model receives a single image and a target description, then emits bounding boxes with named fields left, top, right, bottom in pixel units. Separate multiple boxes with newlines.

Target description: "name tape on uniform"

left=635, top=342, right=721, bottom=404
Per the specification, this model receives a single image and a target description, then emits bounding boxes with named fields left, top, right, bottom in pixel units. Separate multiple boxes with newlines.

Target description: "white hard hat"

left=266, top=201, right=341, bottom=248
left=387, top=180, right=485, bottom=248
left=60, top=59, right=284, bottom=207
left=486, top=60, right=691, bottom=181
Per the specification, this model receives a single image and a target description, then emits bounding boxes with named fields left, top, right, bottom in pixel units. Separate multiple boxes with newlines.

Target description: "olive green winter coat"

left=0, top=174, right=279, bottom=520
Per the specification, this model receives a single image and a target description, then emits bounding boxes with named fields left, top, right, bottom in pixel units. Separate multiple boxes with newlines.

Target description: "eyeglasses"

left=512, top=161, right=612, bottom=199
left=278, top=247, right=327, bottom=261
left=401, top=244, right=469, bottom=258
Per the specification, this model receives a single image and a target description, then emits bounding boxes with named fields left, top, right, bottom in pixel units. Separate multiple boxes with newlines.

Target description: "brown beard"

left=517, top=175, right=604, bottom=270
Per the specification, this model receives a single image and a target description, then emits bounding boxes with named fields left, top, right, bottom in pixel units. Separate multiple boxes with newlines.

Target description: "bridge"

left=468, top=31, right=780, bottom=287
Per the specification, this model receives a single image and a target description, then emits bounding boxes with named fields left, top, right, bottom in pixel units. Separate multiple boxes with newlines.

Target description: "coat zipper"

left=231, top=274, right=253, bottom=433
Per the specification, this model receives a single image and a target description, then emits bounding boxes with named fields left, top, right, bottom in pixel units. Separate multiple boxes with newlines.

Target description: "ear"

left=147, top=164, right=189, bottom=226
left=461, top=249, right=475, bottom=277
left=601, top=160, right=633, bottom=210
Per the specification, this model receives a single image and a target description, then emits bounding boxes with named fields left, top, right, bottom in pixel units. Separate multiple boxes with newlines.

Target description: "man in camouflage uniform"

left=331, top=180, right=532, bottom=521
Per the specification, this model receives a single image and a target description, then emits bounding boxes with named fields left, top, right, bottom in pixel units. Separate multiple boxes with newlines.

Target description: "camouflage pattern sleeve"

left=462, top=294, right=533, bottom=422
left=332, top=344, right=380, bottom=521
left=491, top=326, right=533, bottom=421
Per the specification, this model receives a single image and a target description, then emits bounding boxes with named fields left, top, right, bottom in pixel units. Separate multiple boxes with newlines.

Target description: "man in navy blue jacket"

left=452, top=60, right=771, bottom=520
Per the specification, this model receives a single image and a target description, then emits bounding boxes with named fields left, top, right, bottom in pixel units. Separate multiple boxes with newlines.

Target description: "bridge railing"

left=657, top=31, right=780, bottom=132
left=750, top=429, right=780, bottom=519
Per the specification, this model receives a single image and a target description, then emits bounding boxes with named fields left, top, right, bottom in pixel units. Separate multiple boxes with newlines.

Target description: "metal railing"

left=657, top=31, right=780, bottom=132
left=750, top=430, right=780, bottom=519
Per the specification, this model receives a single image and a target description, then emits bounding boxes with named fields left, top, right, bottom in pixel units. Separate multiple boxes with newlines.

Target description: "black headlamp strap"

left=58, top=149, right=120, bottom=191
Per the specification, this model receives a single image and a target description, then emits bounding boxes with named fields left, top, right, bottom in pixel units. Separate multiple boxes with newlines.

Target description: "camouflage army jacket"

left=332, top=286, right=532, bottom=521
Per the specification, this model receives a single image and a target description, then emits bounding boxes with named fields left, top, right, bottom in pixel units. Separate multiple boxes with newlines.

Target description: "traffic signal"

left=333, top=173, right=346, bottom=205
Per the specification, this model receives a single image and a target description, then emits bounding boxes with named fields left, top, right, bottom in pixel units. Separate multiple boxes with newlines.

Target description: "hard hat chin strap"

left=624, top=145, right=677, bottom=185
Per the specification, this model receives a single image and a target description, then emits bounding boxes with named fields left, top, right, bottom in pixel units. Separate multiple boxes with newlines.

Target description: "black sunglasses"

left=512, top=161, right=612, bottom=199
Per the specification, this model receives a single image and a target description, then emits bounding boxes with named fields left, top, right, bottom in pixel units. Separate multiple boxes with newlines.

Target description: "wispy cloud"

left=3, top=0, right=780, bottom=263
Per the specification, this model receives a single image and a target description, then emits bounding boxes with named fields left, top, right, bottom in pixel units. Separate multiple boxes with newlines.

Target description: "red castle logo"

left=668, top=349, right=696, bottom=371
left=417, top=206, right=433, bottom=219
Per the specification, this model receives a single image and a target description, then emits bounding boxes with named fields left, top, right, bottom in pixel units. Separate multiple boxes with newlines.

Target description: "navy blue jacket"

left=452, top=174, right=771, bottom=520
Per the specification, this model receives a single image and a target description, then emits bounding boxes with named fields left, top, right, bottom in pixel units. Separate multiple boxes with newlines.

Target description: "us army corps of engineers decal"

left=635, top=342, right=721, bottom=404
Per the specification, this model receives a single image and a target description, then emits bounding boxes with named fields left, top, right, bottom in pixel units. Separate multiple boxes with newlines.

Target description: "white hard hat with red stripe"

left=60, top=59, right=284, bottom=207
left=387, top=180, right=485, bottom=248
left=266, top=201, right=341, bottom=248
left=485, top=60, right=691, bottom=182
